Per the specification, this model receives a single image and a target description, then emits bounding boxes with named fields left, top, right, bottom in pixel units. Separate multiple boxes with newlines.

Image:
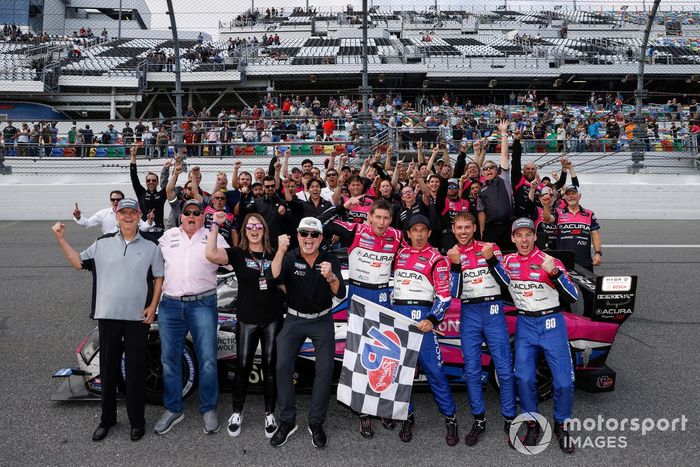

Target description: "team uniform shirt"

left=266, top=248, right=345, bottom=315
left=340, top=196, right=374, bottom=224
left=553, top=206, right=600, bottom=269
left=327, top=221, right=402, bottom=289
left=203, top=206, right=237, bottom=246
left=158, top=226, right=228, bottom=297
left=533, top=206, right=558, bottom=250
left=74, top=207, right=151, bottom=234
left=80, top=231, right=164, bottom=320
left=450, top=241, right=509, bottom=304
left=393, top=199, right=429, bottom=231
left=501, top=247, right=579, bottom=315
left=392, top=244, right=451, bottom=323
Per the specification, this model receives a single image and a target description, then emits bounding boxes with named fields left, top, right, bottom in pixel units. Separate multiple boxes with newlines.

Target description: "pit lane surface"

left=1, top=220, right=698, bottom=466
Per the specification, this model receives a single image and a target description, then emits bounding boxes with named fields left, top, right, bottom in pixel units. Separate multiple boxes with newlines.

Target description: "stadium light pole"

left=359, top=0, right=372, bottom=158
left=631, top=0, right=661, bottom=172
left=118, top=0, right=123, bottom=40
left=166, top=0, right=184, bottom=147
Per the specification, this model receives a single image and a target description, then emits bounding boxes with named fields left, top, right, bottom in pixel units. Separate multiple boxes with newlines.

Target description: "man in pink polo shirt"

left=154, top=199, right=228, bottom=436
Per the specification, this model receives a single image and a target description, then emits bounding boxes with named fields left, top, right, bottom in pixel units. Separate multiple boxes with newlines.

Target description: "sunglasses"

left=246, top=223, right=264, bottom=230
left=212, top=196, right=226, bottom=201
left=327, top=173, right=338, bottom=177
left=146, top=178, right=158, bottom=183
left=110, top=198, right=123, bottom=203
left=263, top=185, right=276, bottom=189
left=182, top=210, right=202, bottom=217
left=482, top=166, right=497, bottom=171
left=298, top=231, right=321, bottom=238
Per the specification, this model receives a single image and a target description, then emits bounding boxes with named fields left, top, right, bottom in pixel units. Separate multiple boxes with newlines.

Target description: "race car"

left=52, top=251, right=637, bottom=405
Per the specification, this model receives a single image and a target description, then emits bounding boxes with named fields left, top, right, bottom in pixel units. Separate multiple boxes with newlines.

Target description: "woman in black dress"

left=205, top=212, right=284, bottom=439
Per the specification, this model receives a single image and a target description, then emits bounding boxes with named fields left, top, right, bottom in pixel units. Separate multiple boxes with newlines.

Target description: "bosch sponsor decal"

left=601, top=276, right=632, bottom=292
left=360, top=327, right=401, bottom=393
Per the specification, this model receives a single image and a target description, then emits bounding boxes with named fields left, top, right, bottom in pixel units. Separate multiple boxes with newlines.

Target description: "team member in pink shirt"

left=154, top=199, right=228, bottom=436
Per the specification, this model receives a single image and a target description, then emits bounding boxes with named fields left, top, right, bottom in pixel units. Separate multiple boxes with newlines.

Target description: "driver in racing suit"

left=319, top=198, right=402, bottom=437
left=502, top=217, right=579, bottom=454
left=447, top=212, right=516, bottom=447
left=391, top=214, right=459, bottom=446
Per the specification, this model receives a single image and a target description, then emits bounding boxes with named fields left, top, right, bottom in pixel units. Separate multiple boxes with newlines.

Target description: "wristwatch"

left=549, top=267, right=560, bottom=276
left=595, top=250, right=602, bottom=256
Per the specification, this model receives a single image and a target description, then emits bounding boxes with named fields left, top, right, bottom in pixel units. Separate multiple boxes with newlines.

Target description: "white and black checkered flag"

left=336, top=296, right=424, bottom=421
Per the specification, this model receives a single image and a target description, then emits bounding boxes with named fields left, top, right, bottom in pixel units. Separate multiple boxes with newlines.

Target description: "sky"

left=144, top=0, right=698, bottom=38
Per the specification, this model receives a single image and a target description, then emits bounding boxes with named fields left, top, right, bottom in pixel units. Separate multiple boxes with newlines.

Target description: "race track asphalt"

left=1, top=220, right=698, bottom=466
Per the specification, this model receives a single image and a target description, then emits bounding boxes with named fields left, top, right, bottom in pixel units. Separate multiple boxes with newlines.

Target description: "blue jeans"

left=159, top=294, right=218, bottom=414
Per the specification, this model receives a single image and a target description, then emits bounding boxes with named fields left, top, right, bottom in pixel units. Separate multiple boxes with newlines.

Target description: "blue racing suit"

left=450, top=240, right=516, bottom=419
left=502, top=247, right=579, bottom=423
left=392, top=244, right=456, bottom=417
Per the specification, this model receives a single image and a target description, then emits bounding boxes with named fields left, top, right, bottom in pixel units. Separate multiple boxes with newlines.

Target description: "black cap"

left=406, top=214, right=431, bottom=230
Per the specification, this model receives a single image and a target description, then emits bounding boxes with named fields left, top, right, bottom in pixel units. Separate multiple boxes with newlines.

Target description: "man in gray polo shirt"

left=52, top=198, right=164, bottom=442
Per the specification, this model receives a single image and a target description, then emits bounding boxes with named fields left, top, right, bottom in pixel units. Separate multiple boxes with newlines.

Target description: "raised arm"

left=129, top=145, right=146, bottom=197
left=231, top=160, right=241, bottom=189
left=51, top=222, right=82, bottom=270
left=416, top=139, right=424, bottom=164
left=205, top=212, right=230, bottom=265
left=425, top=146, right=440, bottom=174
left=498, top=119, right=510, bottom=171
left=166, top=163, right=181, bottom=202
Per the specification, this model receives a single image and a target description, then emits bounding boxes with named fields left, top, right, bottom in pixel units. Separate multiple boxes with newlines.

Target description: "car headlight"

left=79, top=329, right=100, bottom=365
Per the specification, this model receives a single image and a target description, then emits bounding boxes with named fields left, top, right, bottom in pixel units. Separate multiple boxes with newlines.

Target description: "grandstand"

left=0, top=4, right=698, bottom=118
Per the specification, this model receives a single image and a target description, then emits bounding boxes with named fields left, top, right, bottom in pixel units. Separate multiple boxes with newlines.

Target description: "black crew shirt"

left=266, top=248, right=345, bottom=314
left=225, top=248, right=284, bottom=324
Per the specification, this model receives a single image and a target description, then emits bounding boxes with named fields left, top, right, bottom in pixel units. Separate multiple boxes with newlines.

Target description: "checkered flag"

left=336, top=296, right=424, bottom=421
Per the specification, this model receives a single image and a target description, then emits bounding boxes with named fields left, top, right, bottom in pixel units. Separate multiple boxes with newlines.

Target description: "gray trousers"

left=276, top=312, right=334, bottom=425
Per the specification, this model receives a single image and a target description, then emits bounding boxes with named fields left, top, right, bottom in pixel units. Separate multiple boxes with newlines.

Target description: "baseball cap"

left=182, top=199, right=203, bottom=211
left=291, top=167, right=302, bottom=174
left=511, top=217, right=535, bottom=233
left=406, top=214, right=431, bottom=230
left=447, top=178, right=459, bottom=188
left=297, top=217, right=323, bottom=233
left=117, top=198, right=140, bottom=212
left=564, top=185, right=579, bottom=193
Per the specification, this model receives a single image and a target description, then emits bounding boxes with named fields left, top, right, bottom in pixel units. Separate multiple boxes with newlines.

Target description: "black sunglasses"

left=182, top=210, right=202, bottom=217
left=110, top=198, right=123, bottom=202
left=298, top=231, right=321, bottom=238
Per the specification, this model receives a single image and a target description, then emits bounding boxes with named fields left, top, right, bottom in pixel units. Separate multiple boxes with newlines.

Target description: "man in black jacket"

left=130, top=146, right=170, bottom=234
left=245, top=175, right=292, bottom=248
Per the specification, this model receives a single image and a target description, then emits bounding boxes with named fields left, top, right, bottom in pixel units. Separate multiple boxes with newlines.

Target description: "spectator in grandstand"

left=16, top=123, right=30, bottom=157
left=73, top=190, right=153, bottom=234
left=122, top=122, right=135, bottom=146
left=2, top=121, right=18, bottom=157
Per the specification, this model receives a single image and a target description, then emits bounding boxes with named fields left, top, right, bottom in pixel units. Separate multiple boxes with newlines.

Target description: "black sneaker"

left=504, top=418, right=515, bottom=449
left=381, top=418, right=396, bottom=430
left=521, top=421, right=541, bottom=446
left=445, top=416, right=459, bottom=446
left=399, top=413, right=415, bottom=443
left=464, top=419, right=485, bottom=446
left=308, top=423, right=327, bottom=448
left=270, top=422, right=298, bottom=447
left=359, top=415, right=373, bottom=438
left=554, top=422, right=575, bottom=454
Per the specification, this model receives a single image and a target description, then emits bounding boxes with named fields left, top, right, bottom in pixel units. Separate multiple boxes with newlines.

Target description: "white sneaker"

left=265, top=413, right=278, bottom=439
left=227, top=412, right=242, bottom=437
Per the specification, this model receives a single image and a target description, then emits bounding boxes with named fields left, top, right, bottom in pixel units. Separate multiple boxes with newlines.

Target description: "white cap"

left=297, top=217, right=323, bottom=233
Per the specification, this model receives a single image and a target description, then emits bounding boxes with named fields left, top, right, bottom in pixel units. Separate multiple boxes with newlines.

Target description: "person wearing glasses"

left=205, top=213, right=284, bottom=439
left=244, top=175, right=291, bottom=249
left=266, top=218, right=345, bottom=448
left=477, top=120, right=514, bottom=251
left=130, top=145, right=170, bottom=234
left=72, top=190, right=153, bottom=234
left=204, top=191, right=238, bottom=247
left=154, top=200, right=229, bottom=436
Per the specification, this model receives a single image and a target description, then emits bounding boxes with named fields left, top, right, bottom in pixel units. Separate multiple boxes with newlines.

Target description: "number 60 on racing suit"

left=503, top=217, right=579, bottom=454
